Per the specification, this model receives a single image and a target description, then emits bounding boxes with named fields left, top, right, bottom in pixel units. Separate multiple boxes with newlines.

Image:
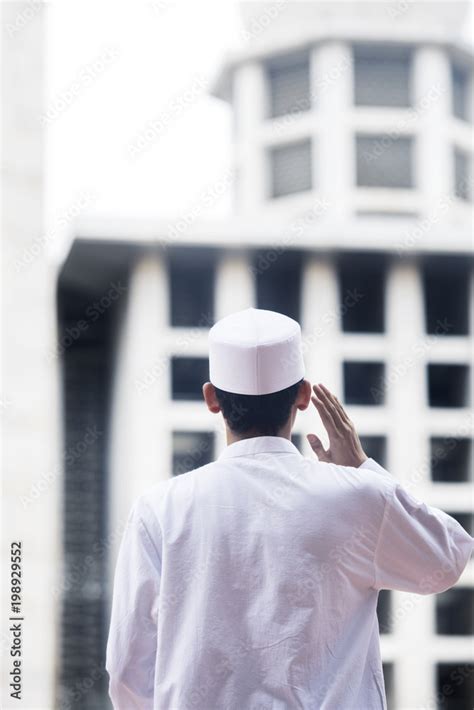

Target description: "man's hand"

left=306, top=383, right=368, bottom=467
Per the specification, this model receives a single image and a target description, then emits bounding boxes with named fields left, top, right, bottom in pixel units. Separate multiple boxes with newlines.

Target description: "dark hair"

left=214, top=379, right=304, bottom=436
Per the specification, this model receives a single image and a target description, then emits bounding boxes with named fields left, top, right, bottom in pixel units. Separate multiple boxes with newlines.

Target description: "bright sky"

left=45, top=1, right=473, bottom=262
left=46, top=0, right=242, bottom=261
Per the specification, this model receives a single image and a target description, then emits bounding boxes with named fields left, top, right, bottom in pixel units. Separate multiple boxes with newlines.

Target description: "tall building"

left=55, top=1, right=474, bottom=708
left=1, top=2, right=61, bottom=709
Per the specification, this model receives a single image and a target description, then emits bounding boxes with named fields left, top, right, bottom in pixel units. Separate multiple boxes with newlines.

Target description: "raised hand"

left=306, top=383, right=368, bottom=467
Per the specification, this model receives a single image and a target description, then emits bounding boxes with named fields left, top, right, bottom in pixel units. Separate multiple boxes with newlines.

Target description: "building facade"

left=54, top=2, right=473, bottom=709
left=1, top=2, right=61, bottom=709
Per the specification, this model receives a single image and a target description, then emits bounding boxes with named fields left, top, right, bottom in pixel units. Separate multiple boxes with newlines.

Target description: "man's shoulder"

left=136, top=460, right=219, bottom=511
left=299, top=455, right=396, bottom=501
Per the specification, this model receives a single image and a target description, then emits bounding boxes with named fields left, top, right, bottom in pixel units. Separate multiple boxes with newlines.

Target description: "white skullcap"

left=209, top=307, right=305, bottom=395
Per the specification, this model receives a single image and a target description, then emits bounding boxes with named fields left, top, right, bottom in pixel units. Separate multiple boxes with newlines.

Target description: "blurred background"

left=1, top=1, right=473, bottom=708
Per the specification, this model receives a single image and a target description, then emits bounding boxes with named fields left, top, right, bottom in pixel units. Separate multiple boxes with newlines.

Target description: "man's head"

left=203, top=378, right=311, bottom=438
left=203, top=307, right=311, bottom=440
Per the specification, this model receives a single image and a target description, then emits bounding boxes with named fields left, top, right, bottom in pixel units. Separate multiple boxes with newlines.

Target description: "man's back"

left=106, top=436, right=472, bottom=710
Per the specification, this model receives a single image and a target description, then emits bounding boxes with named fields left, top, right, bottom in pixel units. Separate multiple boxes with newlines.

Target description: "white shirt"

left=106, top=436, right=473, bottom=710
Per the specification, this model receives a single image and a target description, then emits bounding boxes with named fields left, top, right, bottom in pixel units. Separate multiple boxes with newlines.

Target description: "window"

left=447, top=512, right=474, bottom=536
left=359, top=436, right=387, bottom=467
left=354, top=45, right=411, bottom=107
left=172, top=432, right=214, bottom=476
left=60, top=345, right=110, bottom=710
left=452, top=63, right=470, bottom=122
left=57, top=272, right=123, bottom=710
left=423, top=258, right=470, bottom=336
left=291, top=433, right=302, bottom=452
left=436, top=588, right=474, bottom=635
left=430, top=437, right=472, bottom=482
left=356, top=134, right=413, bottom=188
left=383, top=663, right=395, bottom=710
left=169, top=248, right=215, bottom=327
left=171, top=357, right=209, bottom=400
left=377, top=590, right=392, bottom=634
left=338, top=254, right=386, bottom=333
left=436, top=664, right=474, bottom=710
left=427, top=364, right=470, bottom=408
left=266, top=51, right=310, bottom=118
left=343, top=362, right=385, bottom=405
left=454, top=148, right=471, bottom=201
left=356, top=210, right=418, bottom=219
left=254, top=249, right=302, bottom=322
left=269, top=139, right=312, bottom=198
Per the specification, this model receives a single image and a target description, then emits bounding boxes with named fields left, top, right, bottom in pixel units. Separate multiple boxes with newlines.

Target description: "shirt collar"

left=218, top=436, right=302, bottom=461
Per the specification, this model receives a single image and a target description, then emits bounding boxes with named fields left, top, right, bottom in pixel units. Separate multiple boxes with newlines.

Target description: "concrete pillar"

left=301, top=256, right=340, bottom=454
left=213, top=249, right=255, bottom=452
left=233, top=61, right=266, bottom=212
left=311, top=41, right=353, bottom=222
left=414, top=46, right=452, bottom=219
left=214, top=250, right=254, bottom=320
left=386, top=259, right=426, bottom=485
left=109, top=253, right=169, bottom=566
left=1, top=3, right=61, bottom=708
left=386, top=258, right=433, bottom=708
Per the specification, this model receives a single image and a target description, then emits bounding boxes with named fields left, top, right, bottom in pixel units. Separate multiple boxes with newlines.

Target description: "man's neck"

left=225, top=424, right=292, bottom=446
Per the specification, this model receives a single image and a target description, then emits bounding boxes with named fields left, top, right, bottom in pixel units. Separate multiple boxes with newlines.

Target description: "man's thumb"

left=307, top=434, right=330, bottom=462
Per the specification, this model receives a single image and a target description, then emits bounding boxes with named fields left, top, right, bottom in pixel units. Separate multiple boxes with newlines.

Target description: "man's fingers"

left=313, top=384, right=345, bottom=429
left=318, top=383, right=353, bottom=426
left=307, top=434, right=330, bottom=462
left=311, top=393, right=337, bottom=435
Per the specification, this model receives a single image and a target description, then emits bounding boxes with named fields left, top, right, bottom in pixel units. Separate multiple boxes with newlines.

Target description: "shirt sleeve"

left=106, top=497, right=162, bottom=709
left=361, top=458, right=473, bottom=595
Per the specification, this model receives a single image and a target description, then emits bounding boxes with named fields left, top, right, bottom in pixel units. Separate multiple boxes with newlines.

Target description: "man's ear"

left=296, top=379, right=312, bottom=411
left=202, top=382, right=221, bottom=414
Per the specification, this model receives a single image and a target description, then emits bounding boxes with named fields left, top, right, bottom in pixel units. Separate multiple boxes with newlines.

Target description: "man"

left=106, top=307, right=472, bottom=709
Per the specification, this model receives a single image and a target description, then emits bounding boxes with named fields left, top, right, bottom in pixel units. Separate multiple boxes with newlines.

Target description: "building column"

left=311, top=41, right=353, bottom=222
left=301, top=256, right=340, bottom=454
left=214, top=250, right=254, bottom=320
left=386, top=259, right=433, bottom=709
left=414, top=46, right=452, bottom=219
left=108, top=252, right=169, bottom=564
left=233, top=61, right=266, bottom=212
left=1, top=4, right=61, bottom=708
left=213, top=249, right=255, bottom=453
left=386, top=259, right=426, bottom=485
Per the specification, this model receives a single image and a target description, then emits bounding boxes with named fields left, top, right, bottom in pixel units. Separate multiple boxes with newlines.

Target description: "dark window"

left=383, top=663, right=395, bottom=710
left=171, top=357, right=209, bottom=400
left=338, top=254, right=386, bottom=332
left=454, top=148, right=471, bottom=201
left=356, top=210, right=418, bottom=219
left=452, top=63, right=470, bottom=122
left=436, top=663, right=474, bottom=710
left=354, top=46, right=411, bottom=107
left=267, top=51, right=310, bottom=118
left=377, top=590, right=392, bottom=634
left=423, top=258, right=470, bottom=336
left=169, top=249, right=215, bottom=327
left=447, top=512, right=474, bottom=537
left=59, top=346, right=110, bottom=710
left=56, top=272, right=124, bottom=709
left=427, top=365, right=470, bottom=408
left=430, top=438, right=472, bottom=482
left=291, top=433, right=302, bottom=452
left=254, top=250, right=302, bottom=322
left=356, top=134, right=413, bottom=188
left=172, top=431, right=214, bottom=476
left=436, top=588, right=474, bottom=635
left=343, top=362, right=385, bottom=405
left=360, top=436, right=387, bottom=467
left=270, top=139, right=312, bottom=198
